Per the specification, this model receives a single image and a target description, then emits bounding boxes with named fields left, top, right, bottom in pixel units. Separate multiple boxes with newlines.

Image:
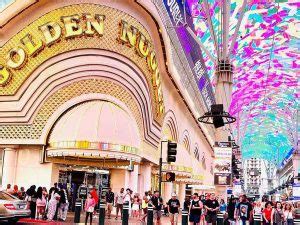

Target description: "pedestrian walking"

left=115, top=188, right=125, bottom=219
left=90, top=186, right=99, bottom=217
left=85, top=193, right=96, bottom=225
left=226, top=196, right=236, bottom=225
left=167, top=193, right=180, bottom=225
left=140, top=191, right=150, bottom=222
left=132, top=193, right=141, bottom=218
left=49, top=183, right=59, bottom=201
left=58, top=185, right=69, bottom=221
left=263, top=202, right=273, bottom=225
left=272, top=201, right=284, bottom=225
left=189, top=193, right=203, bottom=225
left=284, top=202, right=294, bottom=225
left=235, top=194, right=253, bottom=225
left=47, top=193, right=60, bottom=221
left=204, top=193, right=220, bottom=225
left=36, top=186, right=47, bottom=219
left=151, top=190, right=163, bottom=225
left=124, top=188, right=132, bottom=216
left=105, top=187, right=114, bottom=219
left=25, top=185, right=37, bottom=219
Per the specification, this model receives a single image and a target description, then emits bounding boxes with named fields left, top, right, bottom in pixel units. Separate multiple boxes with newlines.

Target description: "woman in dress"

left=47, top=193, right=60, bottom=221
left=36, top=186, right=47, bottom=219
left=85, top=193, right=96, bottom=225
left=132, top=194, right=140, bottom=218
left=271, top=201, right=284, bottom=225
left=284, top=203, right=294, bottom=225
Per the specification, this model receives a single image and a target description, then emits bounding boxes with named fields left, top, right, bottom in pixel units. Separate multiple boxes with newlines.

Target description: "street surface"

left=0, top=213, right=180, bottom=224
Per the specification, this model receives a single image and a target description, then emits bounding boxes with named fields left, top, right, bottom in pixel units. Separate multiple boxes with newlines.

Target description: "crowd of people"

left=115, top=190, right=300, bottom=225
left=5, top=183, right=70, bottom=222
left=4, top=183, right=300, bottom=225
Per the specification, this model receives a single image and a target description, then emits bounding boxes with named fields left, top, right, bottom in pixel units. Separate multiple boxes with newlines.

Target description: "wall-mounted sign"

left=0, top=4, right=165, bottom=119
left=162, top=0, right=215, bottom=109
left=293, top=183, right=300, bottom=200
left=214, top=146, right=232, bottom=186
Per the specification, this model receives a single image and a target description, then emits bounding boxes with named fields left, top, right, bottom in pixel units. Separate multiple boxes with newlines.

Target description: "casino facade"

left=0, top=0, right=215, bottom=202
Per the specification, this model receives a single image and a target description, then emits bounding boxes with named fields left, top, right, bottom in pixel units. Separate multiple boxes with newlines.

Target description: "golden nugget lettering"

left=118, top=20, right=164, bottom=115
left=0, top=13, right=106, bottom=86
left=0, top=14, right=164, bottom=115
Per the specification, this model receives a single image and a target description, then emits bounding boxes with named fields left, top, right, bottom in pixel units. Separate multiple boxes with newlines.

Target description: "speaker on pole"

left=211, top=104, right=225, bottom=128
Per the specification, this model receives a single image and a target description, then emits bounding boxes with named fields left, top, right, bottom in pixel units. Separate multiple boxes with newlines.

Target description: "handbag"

left=87, top=206, right=94, bottom=213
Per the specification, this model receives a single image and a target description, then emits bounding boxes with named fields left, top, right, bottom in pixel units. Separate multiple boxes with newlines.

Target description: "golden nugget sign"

left=0, top=12, right=164, bottom=115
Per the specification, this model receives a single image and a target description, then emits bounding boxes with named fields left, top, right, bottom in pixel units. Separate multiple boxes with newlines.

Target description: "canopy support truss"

left=226, top=0, right=247, bottom=59
left=203, top=0, right=220, bottom=60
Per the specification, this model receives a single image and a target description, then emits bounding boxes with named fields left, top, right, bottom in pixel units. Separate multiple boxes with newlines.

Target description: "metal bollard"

left=181, top=210, right=188, bottom=225
left=294, top=218, right=300, bottom=224
left=99, top=200, right=106, bottom=225
left=217, top=213, right=224, bottom=225
left=122, top=201, right=129, bottom=225
left=147, top=204, right=153, bottom=225
left=74, top=199, right=82, bottom=223
left=253, top=214, right=262, bottom=225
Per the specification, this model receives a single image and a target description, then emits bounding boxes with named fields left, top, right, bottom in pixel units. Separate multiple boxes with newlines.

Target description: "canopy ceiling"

left=187, top=0, right=299, bottom=163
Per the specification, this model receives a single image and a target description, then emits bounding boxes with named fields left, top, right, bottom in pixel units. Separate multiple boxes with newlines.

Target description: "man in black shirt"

left=189, top=193, right=203, bottom=225
left=105, top=188, right=114, bottom=219
left=236, top=194, right=253, bottom=225
left=204, top=193, right=220, bottom=225
left=167, top=193, right=180, bottom=225
left=150, top=191, right=163, bottom=225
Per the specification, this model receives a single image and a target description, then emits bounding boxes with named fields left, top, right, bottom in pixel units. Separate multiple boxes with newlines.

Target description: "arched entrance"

left=47, top=99, right=141, bottom=200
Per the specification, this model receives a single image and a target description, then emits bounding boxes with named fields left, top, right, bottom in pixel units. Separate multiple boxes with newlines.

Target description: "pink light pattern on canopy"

left=188, top=0, right=299, bottom=162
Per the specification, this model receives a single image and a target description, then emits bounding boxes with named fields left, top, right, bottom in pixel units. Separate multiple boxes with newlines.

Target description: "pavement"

left=0, top=212, right=178, bottom=225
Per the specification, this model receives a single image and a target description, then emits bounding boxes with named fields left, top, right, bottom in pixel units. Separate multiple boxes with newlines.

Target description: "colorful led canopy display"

left=188, top=0, right=299, bottom=163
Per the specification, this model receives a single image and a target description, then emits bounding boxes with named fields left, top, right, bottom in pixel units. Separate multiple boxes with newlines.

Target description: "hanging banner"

left=162, top=0, right=215, bottom=109
left=214, top=145, right=232, bottom=186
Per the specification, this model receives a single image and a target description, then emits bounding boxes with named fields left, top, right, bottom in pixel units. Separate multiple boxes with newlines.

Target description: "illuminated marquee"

left=0, top=7, right=164, bottom=117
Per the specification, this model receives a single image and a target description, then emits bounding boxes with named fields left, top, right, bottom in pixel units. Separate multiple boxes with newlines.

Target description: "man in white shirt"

left=115, top=188, right=124, bottom=220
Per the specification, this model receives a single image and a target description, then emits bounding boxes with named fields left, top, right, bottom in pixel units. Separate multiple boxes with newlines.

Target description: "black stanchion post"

left=99, top=200, right=106, bottom=225
left=122, top=201, right=129, bottom=225
left=294, top=218, right=300, bottom=224
left=181, top=209, right=188, bottom=225
left=253, top=214, right=262, bottom=225
left=74, top=199, right=82, bottom=223
left=147, top=204, right=153, bottom=225
left=217, top=213, right=224, bottom=225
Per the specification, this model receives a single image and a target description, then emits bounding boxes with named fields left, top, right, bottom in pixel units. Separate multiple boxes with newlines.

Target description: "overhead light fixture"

left=198, top=104, right=236, bottom=128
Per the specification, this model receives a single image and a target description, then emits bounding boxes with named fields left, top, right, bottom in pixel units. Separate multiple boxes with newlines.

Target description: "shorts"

left=36, top=206, right=45, bottom=214
left=132, top=204, right=139, bottom=211
left=143, top=208, right=148, bottom=214
left=107, top=203, right=113, bottom=211
left=206, top=214, right=217, bottom=223
left=189, top=214, right=201, bottom=223
left=153, top=210, right=162, bottom=220
left=170, top=213, right=178, bottom=223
